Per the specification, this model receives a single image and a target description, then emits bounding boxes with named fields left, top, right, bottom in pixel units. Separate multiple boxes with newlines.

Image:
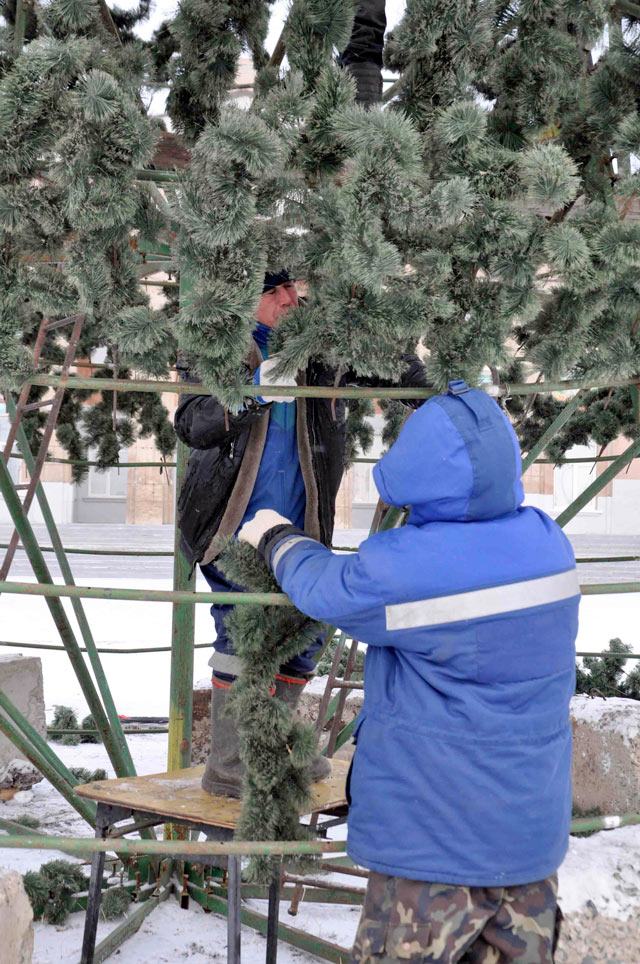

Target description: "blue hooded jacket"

left=268, top=382, right=579, bottom=886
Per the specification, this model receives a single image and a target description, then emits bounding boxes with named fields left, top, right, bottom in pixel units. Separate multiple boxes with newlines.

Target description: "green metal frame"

left=1, top=337, right=639, bottom=961
left=4, top=1, right=638, bottom=953
left=0, top=835, right=347, bottom=857
left=0, top=694, right=97, bottom=825
left=0, top=456, right=134, bottom=772
left=0, top=639, right=210, bottom=653
left=0, top=577, right=636, bottom=604
left=12, top=0, right=28, bottom=55
left=521, top=390, right=586, bottom=473
left=23, top=372, right=640, bottom=398
left=555, top=436, right=640, bottom=528
left=3, top=395, right=137, bottom=778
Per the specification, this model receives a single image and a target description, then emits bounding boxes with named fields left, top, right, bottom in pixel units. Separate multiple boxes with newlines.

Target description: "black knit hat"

left=263, top=269, right=293, bottom=292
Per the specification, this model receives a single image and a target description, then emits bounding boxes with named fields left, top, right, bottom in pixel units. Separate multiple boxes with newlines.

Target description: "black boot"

left=201, top=676, right=332, bottom=798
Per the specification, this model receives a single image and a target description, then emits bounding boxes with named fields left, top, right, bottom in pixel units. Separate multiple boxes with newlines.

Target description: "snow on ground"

left=2, top=733, right=640, bottom=962
left=0, top=734, right=362, bottom=963
left=558, top=827, right=640, bottom=921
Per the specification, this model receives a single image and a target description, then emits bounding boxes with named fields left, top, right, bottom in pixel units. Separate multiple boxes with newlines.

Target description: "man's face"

left=255, top=281, right=298, bottom=328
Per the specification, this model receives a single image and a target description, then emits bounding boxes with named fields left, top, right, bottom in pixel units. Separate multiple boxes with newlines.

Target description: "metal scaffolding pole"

left=4, top=395, right=137, bottom=778
left=520, top=390, right=586, bottom=473
left=0, top=835, right=347, bottom=857
left=0, top=578, right=636, bottom=603
left=23, top=373, right=640, bottom=399
left=0, top=705, right=96, bottom=825
left=167, top=439, right=195, bottom=777
left=0, top=456, right=130, bottom=772
left=556, top=436, right=640, bottom=529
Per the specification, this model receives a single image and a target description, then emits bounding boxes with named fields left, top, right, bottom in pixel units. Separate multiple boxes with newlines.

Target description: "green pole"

left=0, top=639, right=210, bottom=653
left=0, top=689, right=91, bottom=797
left=24, top=373, right=640, bottom=399
left=8, top=453, right=178, bottom=467
left=0, top=835, right=347, bottom=856
left=6, top=395, right=137, bottom=778
left=0, top=543, right=173, bottom=556
left=0, top=577, right=637, bottom=602
left=12, top=0, right=27, bottom=55
left=166, top=274, right=196, bottom=843
left=555, top=436, right=640, bottom=528
left=0, top=456, right=128, bottom=769
left=0, top=710, right=96, bottom=825
left=167, top=439, right=195, bottom=775
left=521, top=390, right=585, bottom=474
left=8, top=451, right=635, bottom=467
left=135, top=169, right=180, bottom=183
left=0, top=580, right=290, bottom=603
left=580, top=583, right=640, bottom=595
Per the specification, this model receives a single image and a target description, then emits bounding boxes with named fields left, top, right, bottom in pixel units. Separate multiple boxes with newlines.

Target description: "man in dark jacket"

left=174, top=269, right=426, bottom=797
left=239, top=381, right=579, bottom=963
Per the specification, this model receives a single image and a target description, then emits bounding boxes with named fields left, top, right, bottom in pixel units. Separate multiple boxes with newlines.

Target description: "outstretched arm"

left=238, top=511, right=380, bottom=627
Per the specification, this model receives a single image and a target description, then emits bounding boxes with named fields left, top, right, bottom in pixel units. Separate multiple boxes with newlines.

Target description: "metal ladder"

left=1, top=312, right=84, bottom=580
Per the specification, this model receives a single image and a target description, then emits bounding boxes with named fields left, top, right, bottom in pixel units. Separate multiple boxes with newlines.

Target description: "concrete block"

left=0, top=868, right=34, bottom=964
left=0, top=655, right=45, bottom=788
left=571, top=695, right=640, bottom=817
left=0, top=760, right=41, bottom=792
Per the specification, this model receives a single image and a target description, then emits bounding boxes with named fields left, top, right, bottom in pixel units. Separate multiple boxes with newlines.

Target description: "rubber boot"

left=274, top=675, right=332, bottom=783
left=201, top=676, right=332, bottom=798
left=201, top=679, right=244, bottom=797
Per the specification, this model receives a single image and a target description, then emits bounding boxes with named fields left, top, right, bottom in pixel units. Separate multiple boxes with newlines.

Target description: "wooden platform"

left=76, top=760, right=349, bottom=829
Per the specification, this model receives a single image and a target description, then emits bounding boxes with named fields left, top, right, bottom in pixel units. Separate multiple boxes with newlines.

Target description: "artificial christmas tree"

left=0, top=0, right=176, bottom=478
left=2, top=0, right=639, bottom=880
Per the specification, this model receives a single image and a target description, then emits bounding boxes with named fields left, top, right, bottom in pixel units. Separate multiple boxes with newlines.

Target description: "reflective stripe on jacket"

left=267, top=384, right=579, bottom=886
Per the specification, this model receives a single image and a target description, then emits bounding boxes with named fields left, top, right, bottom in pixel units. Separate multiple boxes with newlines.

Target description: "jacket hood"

left=373, top=380, right=524, bottom=525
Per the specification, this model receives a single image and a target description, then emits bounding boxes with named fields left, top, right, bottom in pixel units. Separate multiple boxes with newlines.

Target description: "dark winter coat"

left=261, top=383, right=580, bottom=886
left=174, top=343, right=427, bottom=569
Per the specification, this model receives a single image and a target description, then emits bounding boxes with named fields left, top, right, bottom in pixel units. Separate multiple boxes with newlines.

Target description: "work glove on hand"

left=238, top=509, right=293, bottom=549
left=254, top=355, right=298, bottom=404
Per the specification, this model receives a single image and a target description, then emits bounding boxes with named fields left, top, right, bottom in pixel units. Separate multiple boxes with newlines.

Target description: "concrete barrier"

left=0, top=655, right=45, bottom=790
left=0, top=869, right=33, bottom=963
left=571, top=695, right=640, bottom=817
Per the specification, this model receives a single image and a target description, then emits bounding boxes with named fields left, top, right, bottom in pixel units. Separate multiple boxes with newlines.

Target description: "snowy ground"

left=2, top=734, right=640, bottom=963
left=1, top=525, right=640, bottom=960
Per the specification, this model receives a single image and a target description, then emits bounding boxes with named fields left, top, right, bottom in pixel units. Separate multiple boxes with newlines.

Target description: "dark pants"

left=340, top=0, right=387, bottom=65
left=351, top=871, right=561, bottom=964
left=201, top=561, right=325, bottom=679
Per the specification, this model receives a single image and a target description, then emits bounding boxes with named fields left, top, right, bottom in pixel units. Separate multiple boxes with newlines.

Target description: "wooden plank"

left=75, top=760, right=349, bottom=829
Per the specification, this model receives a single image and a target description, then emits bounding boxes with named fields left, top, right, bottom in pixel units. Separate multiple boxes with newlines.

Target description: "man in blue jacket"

left=239, top=380, right=579, bottom=963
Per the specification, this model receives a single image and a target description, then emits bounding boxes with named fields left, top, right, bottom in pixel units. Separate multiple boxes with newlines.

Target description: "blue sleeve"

left=271, top=536, right=382, bottom=627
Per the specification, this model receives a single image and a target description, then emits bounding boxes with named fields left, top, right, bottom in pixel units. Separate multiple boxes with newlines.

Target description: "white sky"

left=128, top=0, right=407, bottom=117
left=125, top=0, right=407, bottom=51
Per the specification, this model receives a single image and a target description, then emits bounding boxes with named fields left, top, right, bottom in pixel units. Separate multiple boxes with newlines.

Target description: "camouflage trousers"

left=351, top=871, right=561, bottom=964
